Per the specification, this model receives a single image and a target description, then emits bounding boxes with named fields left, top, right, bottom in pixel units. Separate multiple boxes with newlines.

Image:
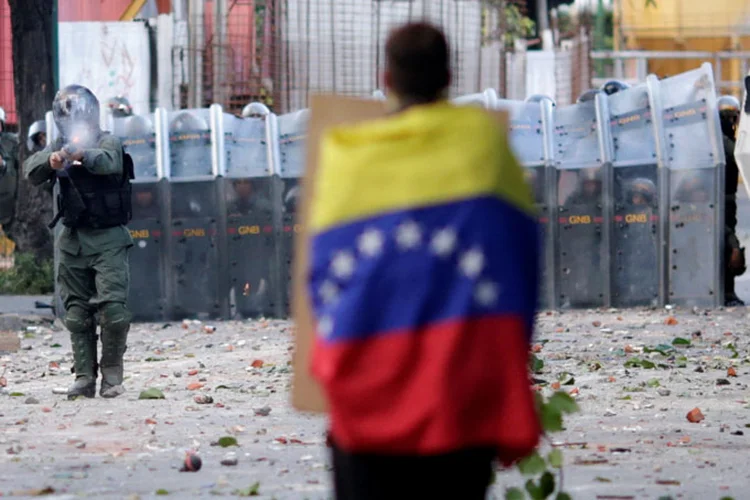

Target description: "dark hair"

left=385, top=22, right=450, bottom=102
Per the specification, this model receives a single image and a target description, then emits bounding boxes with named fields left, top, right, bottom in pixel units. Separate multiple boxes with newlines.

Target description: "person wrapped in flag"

left=307, top=22, right=543, bottom=500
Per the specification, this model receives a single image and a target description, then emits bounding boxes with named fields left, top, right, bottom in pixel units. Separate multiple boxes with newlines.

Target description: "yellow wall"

left=615, top=0, right=750, bottom=95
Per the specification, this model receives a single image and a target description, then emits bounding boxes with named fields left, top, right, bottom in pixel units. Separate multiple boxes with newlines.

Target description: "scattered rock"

left=658, top=389, right=671, bottom=397
left=24, top=397, right=39, bottom=405
left=687, top=408, right=705, bottom=423
left=194, top=395, right=214, bottom=404
left=221, top=452, right=238, bottom=466
left=254, top=406, right=272, bottom=417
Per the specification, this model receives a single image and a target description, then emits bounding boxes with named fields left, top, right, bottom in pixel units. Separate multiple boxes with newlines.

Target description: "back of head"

left=125, top=115, right=154, bottom=137
left=107, top=96, right=133, bottom=118
left=385, top=22, right=450, bottom=106
left=53, top=84, right=101, bottom=139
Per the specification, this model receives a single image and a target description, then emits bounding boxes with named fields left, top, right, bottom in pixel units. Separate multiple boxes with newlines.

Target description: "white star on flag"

left=318, top=316, right=334, bottom=338
left=330, top=250, right=356, bottom=279
left=319, top=280, right=339, bottom=304
left=395, top=220, right=422, bottom=250
left=459, top=248, right=485, bottom=279
left=358, top=228, right=385, bottom=257
left=475, top=280, right=500, bottom=307
left=430, top=228, right=457, bottom=257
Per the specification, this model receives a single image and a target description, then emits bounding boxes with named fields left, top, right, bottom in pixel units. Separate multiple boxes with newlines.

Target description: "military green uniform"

left=0, top=132, right=19, bottom=228
left=723, top=134, right=746, bottom=305
left=25, top=133, right=134, bottom=398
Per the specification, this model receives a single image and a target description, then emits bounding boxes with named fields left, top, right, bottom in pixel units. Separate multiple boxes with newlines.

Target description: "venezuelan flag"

left=308, top=101, right=542, bottom=463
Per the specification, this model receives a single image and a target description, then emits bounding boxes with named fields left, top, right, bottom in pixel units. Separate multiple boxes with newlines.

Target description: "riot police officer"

left=601, top=80, right=631, bottom=96
left=0, top=106, right=20, bottom=230
left=27, top=120, right=47, bottom=153
left=24, top=85, right=134, bottom=399
left=169, top=111, right=211, bottom=178
left=627, top=177, right=657, bottom=209
left=107, top=96, right=133, bottom=118
left=123, top=115, right=157, bottom=178
left=718, top=95, right=746, bottom=306
left=228, top=178, right=273, bottom=216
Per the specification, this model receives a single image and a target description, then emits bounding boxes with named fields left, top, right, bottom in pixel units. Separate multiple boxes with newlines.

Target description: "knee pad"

left=64, top=306, right=95, bottom=335
left=98, top=302, right=132, bottom=335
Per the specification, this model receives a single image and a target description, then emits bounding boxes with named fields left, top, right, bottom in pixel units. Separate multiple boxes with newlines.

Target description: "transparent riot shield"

left=111, top=111, right=169, bottom=321
left=606, top=83, right=661, bottom=307
left=553, top=94, right=611, bottom=309
left=452, top=89, right=499, bottom=109
left=651, top=65, right=724, bottom=307
left=495, top=97, right=555, bottom=309
left=219, top=105, right=282, bottom=319
left=165, top=106, right=228, bottom=320
left=275, top=109, right=308, bottom=316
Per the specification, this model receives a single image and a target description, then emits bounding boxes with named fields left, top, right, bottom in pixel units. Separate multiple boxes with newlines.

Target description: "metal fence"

left=170, top=0, right=593, bottom=114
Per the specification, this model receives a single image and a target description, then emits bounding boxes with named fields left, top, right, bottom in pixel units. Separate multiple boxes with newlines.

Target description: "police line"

left=44, top=62, right=725, bottom=321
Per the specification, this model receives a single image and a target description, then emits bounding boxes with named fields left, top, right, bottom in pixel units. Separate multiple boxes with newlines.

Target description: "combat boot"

left=67, top=331, right=98, bottom=400
left=99, top=303, right=132, bottom=398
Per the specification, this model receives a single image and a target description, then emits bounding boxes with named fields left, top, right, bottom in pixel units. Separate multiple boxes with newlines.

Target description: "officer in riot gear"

left=27, top=120, right=47, bottom=153
left=577, top=89, right=601, bottom=104
left=169, top=111, right=211, bottom=178
left=106, top=96, right=133, bottom=118
left=24, top=84, right=134, bottom=399
left=123, top=115, right=157, bottom=178
left=228, top=178, right=273, bottom=216
left=0, top=106, right=20, bottom=230
left=601, top=80, right=631, bottom=96
left=627, top=177, right=657, bottom=209
left=284, top=185, right=300, bottom=214
left=133, top=185, right=160, bottom=219
left=718, top=95, right=746, bottom=306
left=675, top=172, right=710, bottom=204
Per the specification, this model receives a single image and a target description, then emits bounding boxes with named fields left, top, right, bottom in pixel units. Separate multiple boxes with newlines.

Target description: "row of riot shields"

left=48, top=103, right=308, bottom=322
left=493, top=62, right=725, bottom=309
left=47, top=64, right=724, bottom=321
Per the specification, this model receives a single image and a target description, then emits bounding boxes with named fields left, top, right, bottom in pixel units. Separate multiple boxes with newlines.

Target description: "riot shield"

left=553, top=95, right=610, bottom=309
left=652, top=65, right=724, bottom=307
left=46, top=111, right=65, bottom=318
left=166, top=108, right=227, bottom=320
left=495, top=97, right=555, bottom=309
left=275, top=110, right=308, bottom=316
left=110, top=112, right=170, bottom=321
left=606, top=84, right=661, bottom=307
left=220, top=109, right=281, bottom=319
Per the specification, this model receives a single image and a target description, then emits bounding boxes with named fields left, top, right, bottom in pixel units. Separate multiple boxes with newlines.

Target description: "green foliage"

left=510, top=389, right=579, bottom=499
left=0, top=253, right=53, bottom=294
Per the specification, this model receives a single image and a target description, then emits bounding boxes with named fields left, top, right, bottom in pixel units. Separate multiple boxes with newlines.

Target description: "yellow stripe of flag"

left=310, top=101, right=535, bottom=232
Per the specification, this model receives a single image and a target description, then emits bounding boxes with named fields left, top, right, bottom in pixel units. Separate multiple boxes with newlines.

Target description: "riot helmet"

left=0, top=106, right=5, bottom=131
left=579, top=168, right=602, bottom=197
left=124, top=115, right=154, bottom=137
left=577, top=89, right=601, bottom=104
left=26, top=120, right=46, bottom=152
left=107, top=96, right=133, bottom=118
left=718, top=95, right=741, bottom=138
left=675, top=172, right=710, bottom=203
left=241, top=102, right=270, bottom=119
left=52, top=85, right=101, bottom=140
left=169, top=111, right=209, bottom=134
left=627, top=177, right=657, bottom=207
left=525, top=94, right=556, bottom=107
left=284, top=186, right=300, bottom=213
left=601, top=80, right=631, bottom=96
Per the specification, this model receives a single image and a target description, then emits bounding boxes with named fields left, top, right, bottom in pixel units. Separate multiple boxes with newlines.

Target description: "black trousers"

left=332, top=444, right=496, bottom=500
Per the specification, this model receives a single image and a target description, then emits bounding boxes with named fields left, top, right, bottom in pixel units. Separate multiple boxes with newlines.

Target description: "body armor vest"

left=50, top=134, right=135, bottom=230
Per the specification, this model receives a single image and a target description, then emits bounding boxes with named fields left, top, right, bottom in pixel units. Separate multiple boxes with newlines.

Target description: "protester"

left=307, top=22, right=542, bottom=500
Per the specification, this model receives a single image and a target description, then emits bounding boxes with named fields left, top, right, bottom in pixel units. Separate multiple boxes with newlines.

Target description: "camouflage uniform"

left=25, top=85, right=134, bottom=399
left=0, top=108, right=20, bottom=229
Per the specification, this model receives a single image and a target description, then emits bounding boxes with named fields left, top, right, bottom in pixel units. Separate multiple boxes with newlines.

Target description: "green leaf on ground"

left=530, top=354, right=545, bottom=374
left=548, top=448, right=563, bottom=468
left=595, top=476, right=612, bottom=482
left=9, top=392, right=25, bottom=397
left=217, top=436, right=238, bottom=448
left=50, top=343, right=62, bottom=348
left=138, top=388, right=165, bottom=400
left=155, top=489, right=169, bottom=496
left=518, top=451, right=546, bottom=476
left=556, top=494, right=573, bottom=500
left=234, top=482, right=260, bottom=496
left=647, top=378, right=661, bottom=388
left=525, top=479, right=542, bottom=500
left=144, top=357, right=165, bottom=362
left=672, top=337, right=691, bottom=346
